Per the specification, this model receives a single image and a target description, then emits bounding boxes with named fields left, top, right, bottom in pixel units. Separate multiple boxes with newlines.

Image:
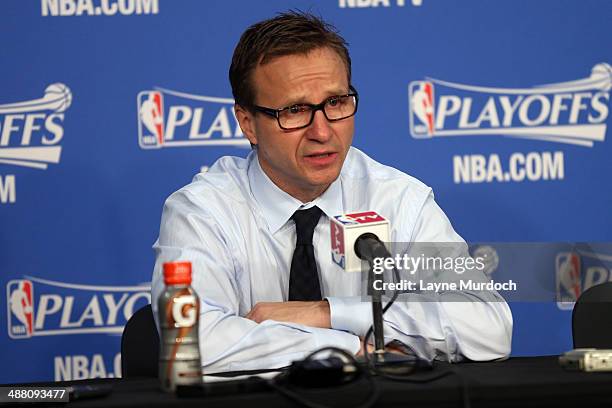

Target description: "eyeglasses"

left=250, top=86, right=359, bottom=130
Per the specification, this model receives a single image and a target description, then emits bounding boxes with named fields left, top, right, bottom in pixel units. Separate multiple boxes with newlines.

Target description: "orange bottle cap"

left=163, top=262, right=192, bottom=285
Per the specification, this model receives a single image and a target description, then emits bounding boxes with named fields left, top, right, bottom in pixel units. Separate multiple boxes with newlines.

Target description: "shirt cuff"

left=326, top=296, right=372, bottom=337
left=310, top=325, right=361, bottom=355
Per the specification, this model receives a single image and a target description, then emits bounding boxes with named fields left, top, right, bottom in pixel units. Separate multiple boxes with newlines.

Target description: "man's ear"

left=235, top=104, right=257, bottom=146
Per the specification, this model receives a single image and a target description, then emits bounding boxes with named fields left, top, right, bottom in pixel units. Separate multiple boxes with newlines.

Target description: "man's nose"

left=305, top=110, right=332, bottom=142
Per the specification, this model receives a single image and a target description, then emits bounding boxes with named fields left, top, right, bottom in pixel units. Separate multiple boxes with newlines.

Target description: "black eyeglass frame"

left=249, top=85, right=359, bottom=130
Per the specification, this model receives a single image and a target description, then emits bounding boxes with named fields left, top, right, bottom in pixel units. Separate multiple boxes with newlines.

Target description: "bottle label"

left=159, top=288, right=202, bottom=391
left=172, top=295, right=197, bottom=327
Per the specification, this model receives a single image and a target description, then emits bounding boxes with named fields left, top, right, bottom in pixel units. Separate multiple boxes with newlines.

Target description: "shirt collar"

left=248, top=151, right=344, bottom=234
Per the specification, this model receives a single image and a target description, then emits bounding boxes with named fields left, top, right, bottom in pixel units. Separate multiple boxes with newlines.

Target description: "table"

left=6, top=356, right=612, bottom=407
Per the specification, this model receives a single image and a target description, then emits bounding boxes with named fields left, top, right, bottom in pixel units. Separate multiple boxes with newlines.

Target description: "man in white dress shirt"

left=151, top=11, right=512, bottom=373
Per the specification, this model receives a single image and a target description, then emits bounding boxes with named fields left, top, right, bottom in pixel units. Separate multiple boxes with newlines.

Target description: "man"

left=151, top=11, right=512, bottom=373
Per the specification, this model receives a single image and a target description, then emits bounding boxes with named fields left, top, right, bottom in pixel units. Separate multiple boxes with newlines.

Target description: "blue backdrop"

left=1, top=0, right=611, bottom=383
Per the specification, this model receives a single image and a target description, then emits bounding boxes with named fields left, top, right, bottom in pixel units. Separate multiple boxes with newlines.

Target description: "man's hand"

left=356, top=339, right=409, bottom=357
left=246, top=301, right=331, bottom=328
left=356, top=340, right=375, bottom=357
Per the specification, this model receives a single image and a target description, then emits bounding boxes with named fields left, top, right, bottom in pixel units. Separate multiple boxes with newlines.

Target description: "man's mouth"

left=303, top=152, right=338, bottom=166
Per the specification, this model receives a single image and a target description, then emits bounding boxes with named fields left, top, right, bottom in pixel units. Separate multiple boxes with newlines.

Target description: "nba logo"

left=7, top=280, right=34, bottom=339
left=331, top=222, right=345, bottom=268
left=137, top=91, right=165, bottom=148
left=409, top=81, right=435, bottom=138
left=335, top=215, right=359, bottom=225
left=556, top=252, right=581, bottom=308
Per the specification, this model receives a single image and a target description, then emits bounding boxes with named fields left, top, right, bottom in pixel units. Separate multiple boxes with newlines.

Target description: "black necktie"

left=289, top=206, right=323, bottom=301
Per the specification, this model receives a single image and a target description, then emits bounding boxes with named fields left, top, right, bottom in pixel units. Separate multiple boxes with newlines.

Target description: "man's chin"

left=305, top=171, right=341, bottom=191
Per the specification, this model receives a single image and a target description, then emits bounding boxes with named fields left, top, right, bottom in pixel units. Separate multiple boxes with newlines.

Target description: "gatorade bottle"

left=158, top=261, right=203, bottom=392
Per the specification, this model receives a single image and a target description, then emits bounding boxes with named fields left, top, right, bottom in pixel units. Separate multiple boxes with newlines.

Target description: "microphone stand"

left=356, top=233, right=394, bottom=364
left=357, top=234, right=425, bottom=373
left=366, top=259, right=386, bottom=361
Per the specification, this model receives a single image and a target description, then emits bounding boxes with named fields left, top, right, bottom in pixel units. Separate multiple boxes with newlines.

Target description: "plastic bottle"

left=158, top=261, right=203, bottom=392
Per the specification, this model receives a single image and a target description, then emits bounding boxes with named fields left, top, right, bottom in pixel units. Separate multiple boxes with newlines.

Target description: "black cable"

left=269, top=247, right=471, bottom=408
left=269, top=346, right=380, bottom=408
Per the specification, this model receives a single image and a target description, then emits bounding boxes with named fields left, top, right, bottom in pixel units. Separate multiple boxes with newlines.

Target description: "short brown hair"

left=229, top=11, right=351, bottom=109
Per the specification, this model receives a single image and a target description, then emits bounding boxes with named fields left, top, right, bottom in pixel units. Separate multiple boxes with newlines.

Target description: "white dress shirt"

left=151, top=147, right=512, bottom=373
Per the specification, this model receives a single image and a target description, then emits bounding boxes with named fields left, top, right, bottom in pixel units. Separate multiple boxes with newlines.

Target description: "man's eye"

left=289, top=105, right=306, bottom=114
left=328, top=97, right=340, bottom=107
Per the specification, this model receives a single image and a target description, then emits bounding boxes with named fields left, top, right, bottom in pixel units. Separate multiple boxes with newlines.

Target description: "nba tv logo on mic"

left=331, top=211, right=389, bottom=273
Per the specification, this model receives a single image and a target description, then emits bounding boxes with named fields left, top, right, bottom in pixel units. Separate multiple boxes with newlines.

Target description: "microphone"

left=330, top=211, right=390, bottom=357
left=354, top=233, right=392, bottom=263
left=330, top=211, right=390, bottom=273
left=330, top=212, right=426, bottom=370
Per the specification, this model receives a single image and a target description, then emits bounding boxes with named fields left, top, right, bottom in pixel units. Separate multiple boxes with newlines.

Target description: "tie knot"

left=291, top=206, right=322, bottom=245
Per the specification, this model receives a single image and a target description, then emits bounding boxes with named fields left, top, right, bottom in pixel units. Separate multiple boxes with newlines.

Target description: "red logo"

left=410, top=81, right=435, bottom=136
left=138, top=91, right=165, bottom=147
left=330, top=221, right=345, bottom=268
left=7, top=280, right=34, bottom=338
left=556, top=252, right=581, bottom=304
left=343, top=211, right=386, bottom=224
